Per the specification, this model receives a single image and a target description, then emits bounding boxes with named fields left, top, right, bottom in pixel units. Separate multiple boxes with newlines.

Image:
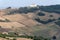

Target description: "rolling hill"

left=0, top=5, right=60, bottom=40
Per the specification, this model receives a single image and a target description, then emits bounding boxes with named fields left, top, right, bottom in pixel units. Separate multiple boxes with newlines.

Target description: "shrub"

left=13, top=38, right=16, bottom=40
left=37, top=12, right=45, bottom=16
left=49, top=15, right=53, bottom=17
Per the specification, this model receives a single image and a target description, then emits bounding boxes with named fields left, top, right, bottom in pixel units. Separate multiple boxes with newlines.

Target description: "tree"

left=52, top=36, right=56, bottom=40
left=7, top=7, right=11, bottom=9
left=58, top=17, right=60, bottom=20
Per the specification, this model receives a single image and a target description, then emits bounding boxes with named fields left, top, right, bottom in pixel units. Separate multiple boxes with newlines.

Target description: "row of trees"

left=18, top=7, right=39, bottom=13
left=7, top=5, right=60, bottom=15
left=0, top=33, right=51, bottom=40
left=7, top=6, right=40, bottom=15
left=35, top=18, right=56, bottom=24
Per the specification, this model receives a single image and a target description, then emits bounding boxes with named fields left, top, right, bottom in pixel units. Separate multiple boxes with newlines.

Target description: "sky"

left=0, top=0, right=60, bottom=8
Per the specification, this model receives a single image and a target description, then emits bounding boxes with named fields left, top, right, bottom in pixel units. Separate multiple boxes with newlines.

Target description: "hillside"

left=0, top=5, right=60, bottom=40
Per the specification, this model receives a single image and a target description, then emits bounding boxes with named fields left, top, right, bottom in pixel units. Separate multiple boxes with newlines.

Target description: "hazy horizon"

left=0, top=0, right=60, bottom=9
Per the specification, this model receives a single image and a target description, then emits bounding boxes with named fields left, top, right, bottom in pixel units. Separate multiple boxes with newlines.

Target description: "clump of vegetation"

left=7, top=7, right=11, bottom=9
left=0, top=19, right=10, bottom=22
left=0, top=34, right=6, bottom=38
left=37, top=12, right=45, bottom=16
left=5, top=19, right=10, bottom=22
left=55, top=21, right=60, bottom=26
